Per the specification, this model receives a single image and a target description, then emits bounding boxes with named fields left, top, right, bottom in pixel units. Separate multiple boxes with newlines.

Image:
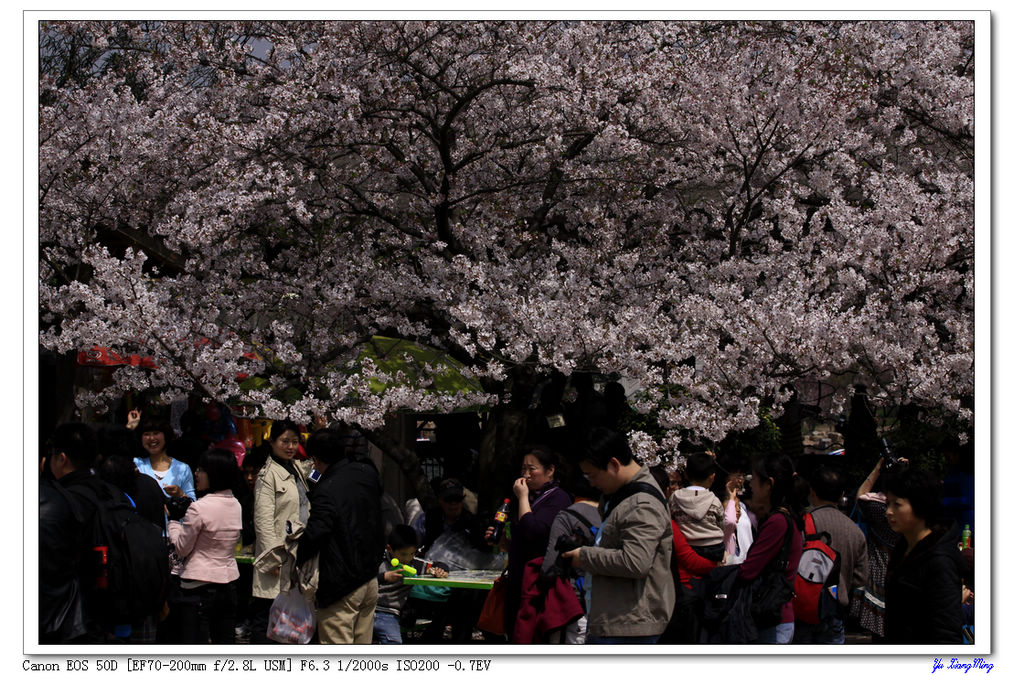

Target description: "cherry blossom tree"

left=39, top=20, right=974, bottom=476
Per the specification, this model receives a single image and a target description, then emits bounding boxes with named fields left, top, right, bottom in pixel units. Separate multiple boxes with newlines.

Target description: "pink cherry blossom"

left=39, top=20, right=974, bottom=466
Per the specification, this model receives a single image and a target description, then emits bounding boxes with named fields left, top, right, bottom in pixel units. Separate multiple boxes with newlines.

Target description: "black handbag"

left=750, top=510, right=796, bottom=629
left=694, top=564, right=757, bottom=644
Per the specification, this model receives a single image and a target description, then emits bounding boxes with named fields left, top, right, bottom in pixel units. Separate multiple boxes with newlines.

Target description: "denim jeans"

left=373, top=611, right=403, bottom=645
left=754, top=621, right=795, bottom=644
left=793, top=616, right=845, bottom=644
left=587, top=634, right=661, bottom=644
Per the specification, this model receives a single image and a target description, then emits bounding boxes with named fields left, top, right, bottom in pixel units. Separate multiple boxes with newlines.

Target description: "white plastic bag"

left=266, top=589, right=316, bottom=644
left=426, top=530, right=507, bottom=572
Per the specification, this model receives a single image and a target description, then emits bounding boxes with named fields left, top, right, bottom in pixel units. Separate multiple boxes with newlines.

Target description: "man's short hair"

left=95, top=423, right=137, bottom=459
left=648, top=465, right=671, bottom=493
left=582, top=427, right=633, bottom=469
left=436, top=477, right=465, bottom=502
left=809, top=464, right=846, bottom=503
left=243, top=445, right=268, bottom=471
left=97, top=454, right=137, bottom=492
left=684, top=452, right=717, bottom=483
left=48, top=422, right=98, bottom=471
left=305, top=428, right=348, bottom=465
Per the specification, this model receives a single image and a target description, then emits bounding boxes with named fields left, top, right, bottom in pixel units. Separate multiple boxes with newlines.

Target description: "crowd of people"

left=39, top=409, right=974, bottom=647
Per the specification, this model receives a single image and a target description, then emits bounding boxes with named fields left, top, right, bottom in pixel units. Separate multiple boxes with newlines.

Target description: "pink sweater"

left=168, top=490, right=242, bottom=585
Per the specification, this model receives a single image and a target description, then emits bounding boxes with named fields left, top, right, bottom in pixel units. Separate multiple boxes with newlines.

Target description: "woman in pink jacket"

left=168, top=448, right=243, bottom=643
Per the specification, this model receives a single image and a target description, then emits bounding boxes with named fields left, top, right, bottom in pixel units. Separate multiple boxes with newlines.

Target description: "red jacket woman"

left=672, top=520, right=718, bottom=587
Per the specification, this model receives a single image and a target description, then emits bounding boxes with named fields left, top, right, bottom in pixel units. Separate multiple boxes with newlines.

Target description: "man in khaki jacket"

left=562, top=428, right=675, bottom=644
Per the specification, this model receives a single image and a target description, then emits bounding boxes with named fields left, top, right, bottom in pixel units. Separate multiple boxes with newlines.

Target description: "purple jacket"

left=168, top=490, right=242, bottom=585
left=505, top=482, right=571, bottom=639
left=510, top=483, right=573, bottom=573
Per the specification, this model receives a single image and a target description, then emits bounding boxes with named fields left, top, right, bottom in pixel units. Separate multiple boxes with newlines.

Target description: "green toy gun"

left=390, top=558, right=418, bottom=577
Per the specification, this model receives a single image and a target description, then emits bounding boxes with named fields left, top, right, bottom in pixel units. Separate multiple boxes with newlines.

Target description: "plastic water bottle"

left=489, top=498, right=511, bottom=542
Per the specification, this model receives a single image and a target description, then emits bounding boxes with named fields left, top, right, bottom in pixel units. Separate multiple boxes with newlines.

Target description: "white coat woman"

left=250, top=420, right=310, bottom=642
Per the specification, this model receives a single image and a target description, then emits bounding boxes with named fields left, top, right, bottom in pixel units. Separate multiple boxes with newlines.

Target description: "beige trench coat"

left=252, top=455, right=311, bottom=599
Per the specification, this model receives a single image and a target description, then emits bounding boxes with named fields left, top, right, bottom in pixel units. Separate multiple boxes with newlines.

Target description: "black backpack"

left=64, top=481, right=170, bottom=627
left=601, top=480, right=667, bottom=518
left=693, top=510, right=796, bottom=643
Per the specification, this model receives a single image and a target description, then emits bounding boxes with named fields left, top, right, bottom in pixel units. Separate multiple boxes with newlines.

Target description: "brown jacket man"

left=564, top=429, right=675, bottom=642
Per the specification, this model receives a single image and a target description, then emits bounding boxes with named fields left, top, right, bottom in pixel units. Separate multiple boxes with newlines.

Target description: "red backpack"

left=792, top=512, right=841, bottom=624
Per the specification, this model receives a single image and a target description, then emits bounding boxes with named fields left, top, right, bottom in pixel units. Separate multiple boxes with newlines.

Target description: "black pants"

left=175, top=582, right=237, bottom=644
left=235, top=564, right=255, bottom=626
left=249, top=597, right=275, bottom=644
left=157, top=575, right=183, bottom=644
left=412, top=590, right=486, bottom=643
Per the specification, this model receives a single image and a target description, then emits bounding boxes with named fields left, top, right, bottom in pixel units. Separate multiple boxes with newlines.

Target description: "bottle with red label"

left=489, top=498, right=511, bottom=542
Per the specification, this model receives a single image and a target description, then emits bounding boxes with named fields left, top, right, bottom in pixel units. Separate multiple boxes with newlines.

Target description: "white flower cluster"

left=39, top=20, right=974, bottom=438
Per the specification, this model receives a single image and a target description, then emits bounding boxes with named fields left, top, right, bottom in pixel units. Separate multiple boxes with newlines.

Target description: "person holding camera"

left=560, top=428, right=675, bottom=644
left=850, top=455, right=904, bottom=640
left=736, top=453, right=803, bottom=644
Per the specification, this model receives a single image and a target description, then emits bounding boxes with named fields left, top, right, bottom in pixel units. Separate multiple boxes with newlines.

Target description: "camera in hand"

left=555, top=533, right=584, bottom=555
left=880, top=438, right=901, bottom=471
left=740, top=478, right=753, bottom=503
left=545, top=531, right=591, bottom=580
left=165, top=494, right=193, bottom=521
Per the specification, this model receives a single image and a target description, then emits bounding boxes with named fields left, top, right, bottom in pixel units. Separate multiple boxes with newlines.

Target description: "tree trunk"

left=843, top=386, right=881, bottom=484
left=477, top=405, right=530, bottom=514
left=39, top=347, right=78, bottom=440
left=361, top=418, right=437, bottom=511
left=361, top=403, right=533, bottom=517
